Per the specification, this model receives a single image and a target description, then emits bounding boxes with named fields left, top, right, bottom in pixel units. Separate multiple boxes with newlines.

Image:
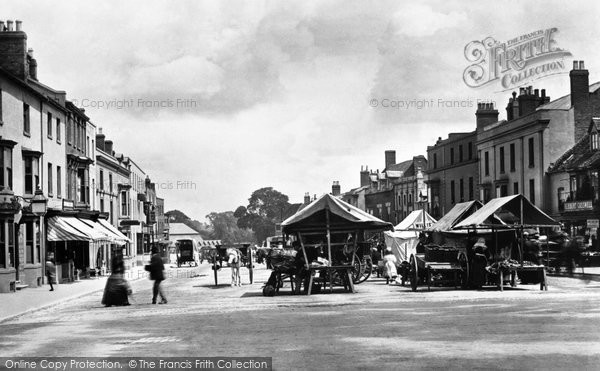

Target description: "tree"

left=206, top=211, right=255, bottom=244
left=247, top=187, right=290, bottom=220
left=235, top=187, right=291, bottom=243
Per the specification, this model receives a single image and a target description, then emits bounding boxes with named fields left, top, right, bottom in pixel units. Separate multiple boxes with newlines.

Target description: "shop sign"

left=587, top=219, right=599, bottom=229
left=564, top=200, right=593, bottom=211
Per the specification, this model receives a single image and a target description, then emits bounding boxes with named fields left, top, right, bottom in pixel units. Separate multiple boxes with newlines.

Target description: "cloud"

left=392, top=4, right=467, bottom=38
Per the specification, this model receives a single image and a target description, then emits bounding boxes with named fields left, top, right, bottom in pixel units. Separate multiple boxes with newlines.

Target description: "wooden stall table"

left=497, top=264, right=547, bottom=291
left=306, top=265, right=355, bottom=295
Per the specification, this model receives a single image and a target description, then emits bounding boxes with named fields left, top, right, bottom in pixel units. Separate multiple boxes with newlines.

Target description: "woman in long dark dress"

left=101, top=257, right=132, bottom=307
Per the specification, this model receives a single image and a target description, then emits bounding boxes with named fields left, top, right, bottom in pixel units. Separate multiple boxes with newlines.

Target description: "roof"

left=548, top=118, right=600, bottom=173
left=386, top=159, right=413, bottom=173
left=282, top=193, right=393, bottom=233
left=169, top=223, right=203, bottom=237
left=537, top=81, right=600, bottom=111
left=454, top=194, right=559, bottom=229
left=428, top=200, right=483, bottom=231
left=394, top=210, right=437, bottom=231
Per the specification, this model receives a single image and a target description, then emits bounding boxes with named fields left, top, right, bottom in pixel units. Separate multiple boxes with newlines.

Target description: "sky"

left=4, top=0, right=600, bottom=221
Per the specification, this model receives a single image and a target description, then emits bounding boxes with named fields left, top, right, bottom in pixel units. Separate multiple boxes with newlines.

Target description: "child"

left=383, top=247, right=398, bottom=284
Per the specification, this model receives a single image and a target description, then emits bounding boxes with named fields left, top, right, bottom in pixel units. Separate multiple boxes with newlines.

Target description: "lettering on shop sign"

left=463, top=28, right=572, bottom=90
left=564, top=200, right=593, bottom=211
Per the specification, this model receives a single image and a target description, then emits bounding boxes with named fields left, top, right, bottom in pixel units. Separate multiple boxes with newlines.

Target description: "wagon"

left=209, top=243, right=254, bottom=286
left=276, top=194, right=393, bottom=296
left=406, top=245, right=470, bottom=291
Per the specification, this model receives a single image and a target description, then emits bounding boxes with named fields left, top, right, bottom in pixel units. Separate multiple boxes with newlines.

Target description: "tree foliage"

left=235, top=187, right=291, bottom=243
left=206, top=211, right=255, bottom=244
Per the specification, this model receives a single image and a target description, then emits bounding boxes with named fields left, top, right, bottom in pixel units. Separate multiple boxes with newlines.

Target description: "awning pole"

left=326, top=208, right=332, bottom=267
left=520, top=197, right=524, bottom=266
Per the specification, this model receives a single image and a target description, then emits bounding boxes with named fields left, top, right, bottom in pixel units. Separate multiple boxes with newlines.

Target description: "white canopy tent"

left=384, top=210, right=436, bottom=263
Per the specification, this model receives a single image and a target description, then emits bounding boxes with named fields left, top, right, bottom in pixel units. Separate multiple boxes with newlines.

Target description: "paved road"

left=2, top=264, right=600, bottom=370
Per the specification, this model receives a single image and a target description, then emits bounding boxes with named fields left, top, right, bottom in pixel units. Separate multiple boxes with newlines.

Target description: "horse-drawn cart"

left=208, top=242, right=254, bottom=286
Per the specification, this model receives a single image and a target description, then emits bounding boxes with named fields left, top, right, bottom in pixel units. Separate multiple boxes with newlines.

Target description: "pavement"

left=1, top=263, right=600, bottom=324
left=0, top=265, right=149, bottom=323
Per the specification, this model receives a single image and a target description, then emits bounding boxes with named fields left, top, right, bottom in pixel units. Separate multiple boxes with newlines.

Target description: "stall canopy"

left=394, top=210, right=437, bottom=233
left=281, top=193, right=394, bottom=233
left=454, top=194, right=560, bottom=229
left=385, top=210, right=437, bottom=263
left=427, top=200, right=484, bottom=232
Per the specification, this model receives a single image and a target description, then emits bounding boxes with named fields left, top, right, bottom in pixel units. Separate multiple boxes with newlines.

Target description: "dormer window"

left=592, top=131, right=599, bottom=151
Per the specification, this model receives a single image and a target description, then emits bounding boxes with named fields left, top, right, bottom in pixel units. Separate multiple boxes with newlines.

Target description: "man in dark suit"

left=150, top=247, right=167, bottom=304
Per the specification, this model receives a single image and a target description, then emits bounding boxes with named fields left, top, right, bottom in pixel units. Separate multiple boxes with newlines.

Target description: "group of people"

left=94, top=247, right=167, bottom=306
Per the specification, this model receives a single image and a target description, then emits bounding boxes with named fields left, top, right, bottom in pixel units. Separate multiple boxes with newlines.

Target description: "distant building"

left=426, top=133, right=478, bottom=219
left=168, top=223, right=203, bottom=243
left=363, top=151, right=429, bottom=224
left=547, top=118, right=599, bottom=245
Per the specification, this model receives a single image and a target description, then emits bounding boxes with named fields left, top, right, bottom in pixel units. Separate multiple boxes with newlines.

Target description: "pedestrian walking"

left=45, top=253, right=56, bottom=291
left=227, top=248, right=241, bottom=286
left=383, top=246, right=398, bottom=284
left=101, top=257, right=132, bottom=307
left=148, top=246, right=167, bottom=304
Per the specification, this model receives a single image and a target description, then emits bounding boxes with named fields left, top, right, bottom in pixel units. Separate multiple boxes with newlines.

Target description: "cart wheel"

left=458, top=252, right=469, bottom=289
left=410, top=254, right=418, bottom=292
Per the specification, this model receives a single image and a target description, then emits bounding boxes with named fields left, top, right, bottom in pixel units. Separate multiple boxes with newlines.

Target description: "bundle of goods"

left=424, top=245, right=461, bottom=262
left=268, top=249, right=298, bottom=274
left=486, top=259, right=537, bottom=274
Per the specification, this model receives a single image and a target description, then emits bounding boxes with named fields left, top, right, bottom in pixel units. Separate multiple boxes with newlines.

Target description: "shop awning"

left=78, top=218, right=129, bottom=245
left=47, top=216, right=106, bottom=242
left=97, top=219, right=131, bottom=245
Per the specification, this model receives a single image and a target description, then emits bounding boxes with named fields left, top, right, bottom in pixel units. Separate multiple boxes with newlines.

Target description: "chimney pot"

left=541, top=89, right=546, bottom=98
left=0, top=21, right=4, bottom=31
left=579, top=60, right=585, bottom=69
left=534, top=89, right=539, bottom=97
left=6, top=20, right=13, bottom=31
left=519, top=87, right=525, bottom=95
left=573, top=61, right=579, bottom=70
left=15, top=20, right=22, bottom=31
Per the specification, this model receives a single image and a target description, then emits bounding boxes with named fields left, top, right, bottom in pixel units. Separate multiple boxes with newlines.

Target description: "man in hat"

left=150, top=246, right=167, bottom=304
left=472, top=238, right=488, bottom=289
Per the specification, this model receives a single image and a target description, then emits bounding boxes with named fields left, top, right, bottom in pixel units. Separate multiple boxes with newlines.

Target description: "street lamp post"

left=31, top=188, right=48, bottom=284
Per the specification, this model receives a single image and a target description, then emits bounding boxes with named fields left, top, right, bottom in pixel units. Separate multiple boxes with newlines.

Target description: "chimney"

left=331, top=181, right=341, bottom=196
left=476, top=102, right=499, bottom=130
left=517, top=85, right=540, bottom=116
left=0, top=19, right=29, bottom=80
left=303, top=192, right=310, bottom=205
left=96, top=128, right=106, bottom=151
left=104, top=140, right=113, bottom=156
left=360, top=166, right=370, bottom=187
left=384, top=150, right=396, bottom=169
left=570, top=60, right=590, bottom=142
left=27, top=48, right=37, bottom=81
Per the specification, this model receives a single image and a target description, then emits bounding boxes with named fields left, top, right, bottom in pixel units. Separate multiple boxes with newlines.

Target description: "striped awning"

left=47, top=217, right=106, bottom=242
left=198, top=240, right=221, bottom=247
left=97, top=219, right=131, bottom=245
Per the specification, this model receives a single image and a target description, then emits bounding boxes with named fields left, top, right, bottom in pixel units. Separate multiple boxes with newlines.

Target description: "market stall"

left=454, top=194, right=560, bottom=291
left=281, top=194, right=393, bottom=295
